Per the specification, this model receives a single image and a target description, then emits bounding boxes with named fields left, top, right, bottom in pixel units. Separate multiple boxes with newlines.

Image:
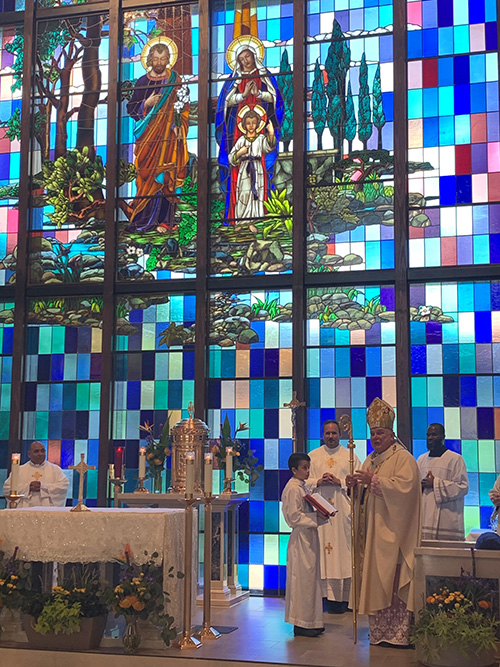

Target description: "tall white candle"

left=185, top=452, right=195, bottom=497
left=10, top=453, right=20, bottom=495
left=204, top=453, right=213, bottom=496
left=226, top=447, right=233, bottom=482
left=138, top=447, right=146, bottom=478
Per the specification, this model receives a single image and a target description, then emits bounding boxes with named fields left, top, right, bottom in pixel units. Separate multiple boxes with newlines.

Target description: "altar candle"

left=204, top=453, right=213, bottom=496
left=138, top=447, right=146, bottom=478
left=11, top=453, right=20, bottom=495
left=226, top=447, right=233, bottom=481
left=108, top=463, right=115, bottom=480
left=115, top=447, right=124, bottom=479
left=185, top=452, right=195, bottom=497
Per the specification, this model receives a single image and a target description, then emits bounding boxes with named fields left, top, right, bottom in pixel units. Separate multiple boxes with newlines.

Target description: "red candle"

left=114, top=447, right=124, bottom=479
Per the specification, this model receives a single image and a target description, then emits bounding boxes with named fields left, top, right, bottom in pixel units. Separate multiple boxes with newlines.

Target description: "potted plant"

left=411, top=574, right=500, bottom=667
left=140, top=417, right=171, bottom=492
left=21, top=565, right=108, bottom=650
left=110, top=547, right=183, bottom=653
left=0, top=547, right=32, bottom=641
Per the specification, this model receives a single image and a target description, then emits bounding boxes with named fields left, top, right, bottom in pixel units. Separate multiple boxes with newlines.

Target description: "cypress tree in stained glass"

left=278, top=49, right=293, bottom=152
left=372, top=64, right=385, bottom=151
left=345, top=81, right=356, bottom=155
left=358, top=53, right=372, bottom=150
left=311, top=59, right=326, bottom=151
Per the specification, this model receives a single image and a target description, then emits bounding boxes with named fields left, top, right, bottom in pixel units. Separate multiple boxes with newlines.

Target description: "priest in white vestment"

left=282, top=452, right=326, bottom=637
left=346, top=398, right=421, bottom=647
left=489, top=474, right=500, bottom=535
left=417, top=423, right=468, bottom=541
left=3, top=442, right=69, bottom=508
left=309, top=419, right=361, bottom=613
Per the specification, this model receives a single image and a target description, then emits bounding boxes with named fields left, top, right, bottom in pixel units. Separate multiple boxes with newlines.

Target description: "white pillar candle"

left=226, top=447, right=233, bottom=482
left=10, top=453, right=20, bottom=495
left=185, top=452, right=195, bottom=497
left=204, top=453, right=213, bottom=496
left=138, top=447, right=146, bottom=478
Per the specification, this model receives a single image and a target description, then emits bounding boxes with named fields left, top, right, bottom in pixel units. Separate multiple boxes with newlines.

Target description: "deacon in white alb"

left=417, top=423, right=469, bottom=541
left=3, top=442, right=69, bottom=508
left=308, top=420, right=361, bottom=613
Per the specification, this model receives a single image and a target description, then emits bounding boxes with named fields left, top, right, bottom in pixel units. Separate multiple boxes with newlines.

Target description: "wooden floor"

left=0, top=596, right=429, bottom=667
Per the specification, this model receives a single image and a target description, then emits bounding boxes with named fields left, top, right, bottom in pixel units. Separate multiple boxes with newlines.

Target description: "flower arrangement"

left=22, top=565, right=107, bottom=635
left=410, top=572, right=499, bottom=663
left=110, top=546, right=183, bottom=648
left=0, top=547, right=31, bottom=611
left=139, top=416, right=171, bottom=490
left=210, top=415, right=263, bottom=486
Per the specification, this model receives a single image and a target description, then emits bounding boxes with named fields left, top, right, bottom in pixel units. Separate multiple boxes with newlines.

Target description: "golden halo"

left=226, top=35, right=265, bottom=72
left=140, top=36, right=178, bottom=72
left=237, top=104, right=266, bottom=134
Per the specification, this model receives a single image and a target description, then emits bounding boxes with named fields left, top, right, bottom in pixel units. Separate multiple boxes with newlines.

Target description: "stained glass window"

left=410, top=280, right=500, bottom=534
left=208, top=289, right=292, bottom=593
left=113, top=293, right=195, bottom=491
left=408, top=0, right=500, bottom=266
left=210, top=0, right=294, bottom=277
left=0, top=299, right=13, bottom=508
left=23, top=298, right=102, bottom=506
left=306, top=285, right=397, bottom=459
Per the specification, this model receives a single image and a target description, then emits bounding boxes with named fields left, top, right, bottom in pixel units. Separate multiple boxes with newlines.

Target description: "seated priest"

left=3, top=442, right=69, bottom=508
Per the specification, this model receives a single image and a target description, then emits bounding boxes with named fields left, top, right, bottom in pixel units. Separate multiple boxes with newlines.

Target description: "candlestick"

left=10, top=453, right=20, bottom=495
left=114, top=447, right=124, bottom=479
left=223, top=447, right=233, bottom=493
left=204, top=453, right=213, bottom=497
left=185, top=452, right=195, bottom=498
left=176, top=498, right=201, bottom=650
left=6, top=493, right=24, bottom=509
left=196, top=495, right=220, bottom=642
left=138, top=447, right=146, bottom=479
left=108, top=463, right=115, bottom=480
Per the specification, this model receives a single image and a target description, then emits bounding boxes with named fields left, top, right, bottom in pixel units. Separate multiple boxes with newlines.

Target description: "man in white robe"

left=309, top=419, right=361, bottom=613
left=417, top=423, right=469, bottom=541
left=282, top=452, right=326, bottom=637
left=3, top=442, right=69, bottom=508
left=347, top=398, right=421, bottom=647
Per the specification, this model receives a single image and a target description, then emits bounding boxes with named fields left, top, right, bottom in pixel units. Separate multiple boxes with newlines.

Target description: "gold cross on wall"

left=32, top=471, right=43, bottom=480
left=325, top=543, right=333, bottom=555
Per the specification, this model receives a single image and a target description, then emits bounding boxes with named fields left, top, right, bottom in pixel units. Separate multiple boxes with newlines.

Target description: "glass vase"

left=153, top=469, right=163, bottom=493
left=122, top=616, right=141, bottom=654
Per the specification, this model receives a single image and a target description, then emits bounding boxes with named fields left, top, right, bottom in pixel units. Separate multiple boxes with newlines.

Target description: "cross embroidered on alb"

left=326, top=458, right=336, bottom=468
left=32, top=471, right=43, bottom=480
left=325, top=543, right=333, bottom=555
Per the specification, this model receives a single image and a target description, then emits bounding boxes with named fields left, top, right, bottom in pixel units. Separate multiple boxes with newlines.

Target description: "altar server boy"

left=282, top=452, right=326, bottom=637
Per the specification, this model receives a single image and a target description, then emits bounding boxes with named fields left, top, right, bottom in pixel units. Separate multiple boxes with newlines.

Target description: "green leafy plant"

left=319, top=306, right=338, bottom=323
left=111, top=547, right=183, bottom=646
left=251, top=297, right=280, bottom=319
left=34, top=597, right=82, bottom=636
left=263, top=189, right=292, bottom=238
left=410, top=574, right=500, bottom=662
left=0, top=547, right=32, bottom=611
left=362, top=296, right=386, bottom=315
left=210, top=416, right=263, bottom=487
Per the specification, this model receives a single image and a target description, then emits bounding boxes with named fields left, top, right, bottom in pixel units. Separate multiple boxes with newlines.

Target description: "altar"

left=0, top=506, right=196, bottom=626
left=118, top=492, right=250, bottom=607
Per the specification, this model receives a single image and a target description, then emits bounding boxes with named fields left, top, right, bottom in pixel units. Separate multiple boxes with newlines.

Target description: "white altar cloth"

left=0, top=506, right=192, bottom=627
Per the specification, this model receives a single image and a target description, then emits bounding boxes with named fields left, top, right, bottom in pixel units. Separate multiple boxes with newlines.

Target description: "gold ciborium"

left=170, top=402, right=209, bottom=495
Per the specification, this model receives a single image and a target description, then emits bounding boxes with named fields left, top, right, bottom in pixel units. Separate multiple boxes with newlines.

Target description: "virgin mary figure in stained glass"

left=215, top=35, right=283, bottom=224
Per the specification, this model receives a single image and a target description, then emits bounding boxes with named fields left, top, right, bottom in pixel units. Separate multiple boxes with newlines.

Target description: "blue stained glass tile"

left=469, top=0, right=485, bottom=23
left=475, top=311, right=492, bottom=343
left=25, top=384, right=36, bottom=411
left=350, top=347, right=366, bottom=377
left=423, top=28, right=438, bottom=57
left=408, top=31, right=422, bottom=59
left=76, top=412, right=89, bottom=439
left=264, top=469, right=279, bottom=501
left=443, top=376, right=460, bottom=406
left=423, top=118, right=439, bottom=147
left=307, top=378, right=320, bottom=408
left=477, top=407, right=494, bottom=438
left=412, top=408, right=428, bottom=438
left=249, top=438, right=264, bottom=466
left=183, top=351, right=195, bottom=380
left=249, top=503, right=264, bottom=533
left=439, top=116, right=454, bottom=145
left=413, top=439, right=427, bottom=459
left=221, top=349, right=235, bottom=378
left=26, top=329, right=39, bottom=355
left=48, top=411, right=62, bottom=439
left=381, top=240, right=394, bottom=268
left=426, top=322, right=442, bottom=345
left=366, top=348, right=381, bottom=376
left=335, top=348, right=350, bottom=377
left=480, top=505, right=494, bottom=529
left=141, top=352, right=155, bottom=381
left=168, top=380, right=183, bottom=408
left=279, top=469, right=292, bottom=498
left=485, top=22, right=497, bottom=50
left=470, top=84, right=487, bottom=114
left=129, top=309, right=143, bottom=323
left=250, top=322, right=265, bottom=349
left=411, top=345, right=427, bottom=375
left=250, top=380, right=264, bottom=408
left=439, top=57, right=454, bottom=86
left=491, top=282, right=500, bottom=310
left=37, top=356, right=51, bottom=382
left=264, top=565, right=279, bottom=591
left=127, top=381, right=141, bottom=410
left=460, top=377, right=477, bottom=406
left=280, top=17, right=293, bottom=40
left=440, top=176, right=456, bottom=205
left=366, top=376, right=382, bottom=405
left=264, top=409, right=279, bottom=438
left=443, top=344, right=460, bottom=373
left=65, top=328, right=78, bottom=353
left=264, top=349, right=279, bottom=377
left=3, top=328, right=13, bottom=355
left=239, top=500, right=249, bottom=533
left=454, top=87, right=470, bottom=115
left=455, top=175, right=472, bottom=204
left=250, top=349, right=264, bottom=377
left=50, top=384, right=63, bottom=411
left=61, top=441, right=74, bottom=468
left=61, top=411, right=75, bottom=439
left=467, top=472, right=479, bottom=504
left=279, top=440, right=292, bottom=469
left=454, top=55, right=470, bottom=85
left=279, top=565, right=287, bottom=594
left=87, top=440, right=99, bottom=467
